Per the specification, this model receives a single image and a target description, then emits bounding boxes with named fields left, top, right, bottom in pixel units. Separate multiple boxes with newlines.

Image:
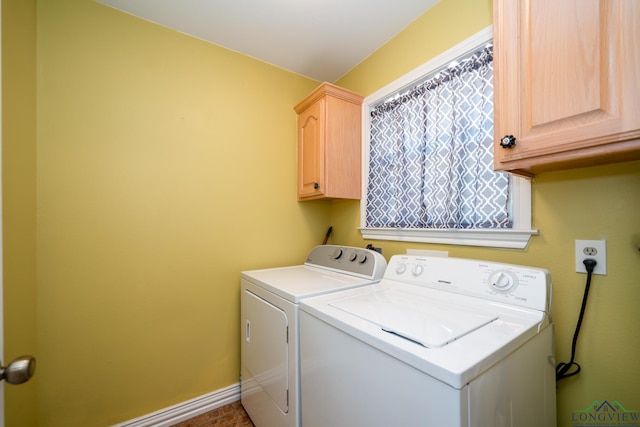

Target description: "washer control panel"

left=385, top=255, right=551, bottom=312
left=305, top=245, right=387, bottom=280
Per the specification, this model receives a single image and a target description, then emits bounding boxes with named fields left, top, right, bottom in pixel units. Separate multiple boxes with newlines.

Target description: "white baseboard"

left=112, top=383, right=240, bottom=427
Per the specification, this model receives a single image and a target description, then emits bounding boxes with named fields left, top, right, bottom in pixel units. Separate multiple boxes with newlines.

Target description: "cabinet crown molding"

left=294, top=82, right=363, bottom=113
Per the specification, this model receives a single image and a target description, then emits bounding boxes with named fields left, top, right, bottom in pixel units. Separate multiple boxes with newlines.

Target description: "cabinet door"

left=297, top=99, right=325, bottom=199
left=493, top=0, right=640, bottom=174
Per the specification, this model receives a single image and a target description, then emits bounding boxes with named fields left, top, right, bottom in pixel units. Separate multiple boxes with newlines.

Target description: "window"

left=360, top=27, right=537, bottom=249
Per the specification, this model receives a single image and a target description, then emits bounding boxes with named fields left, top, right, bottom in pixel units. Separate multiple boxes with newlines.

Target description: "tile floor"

left=170, top=401, right=254, bottom=427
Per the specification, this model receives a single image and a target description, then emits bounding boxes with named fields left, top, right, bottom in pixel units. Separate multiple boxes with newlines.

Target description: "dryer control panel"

left=384, top=255, right=551, bottom=313
left=305, top=245, right=387, bottom=280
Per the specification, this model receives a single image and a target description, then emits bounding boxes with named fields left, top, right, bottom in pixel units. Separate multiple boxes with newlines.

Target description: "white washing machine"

left=300, top=254, right=557, bottom=427
left=240, top=245, right=387, bottom=427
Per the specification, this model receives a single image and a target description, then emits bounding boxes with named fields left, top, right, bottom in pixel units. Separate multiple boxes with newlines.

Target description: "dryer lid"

left=329, top=287, right=498, bottom=348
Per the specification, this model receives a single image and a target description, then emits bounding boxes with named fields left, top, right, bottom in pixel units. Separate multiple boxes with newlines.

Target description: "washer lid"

left=330, top=287, right=498, bottom=348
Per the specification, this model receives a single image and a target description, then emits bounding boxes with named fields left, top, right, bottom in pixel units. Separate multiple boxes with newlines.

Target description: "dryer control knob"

left=332, top=248, right=343, bottom=260
left=395, top=263, right=407, bottom=275
left=349, top=252, right=358, bottom=262
left=358, top=254, right=368, bottom=264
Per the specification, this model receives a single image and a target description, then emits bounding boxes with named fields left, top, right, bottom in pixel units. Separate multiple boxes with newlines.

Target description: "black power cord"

left=556, top=258, right=597, bottom=382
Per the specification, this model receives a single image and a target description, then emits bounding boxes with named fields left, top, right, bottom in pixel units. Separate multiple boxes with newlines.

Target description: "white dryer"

left=300, top=254, right=557, bottom=427
left=240, top=245, right=387, bottom=427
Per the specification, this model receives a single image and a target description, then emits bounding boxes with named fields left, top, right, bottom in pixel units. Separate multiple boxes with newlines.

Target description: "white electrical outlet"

left=575, top=239, right=607, bottom=275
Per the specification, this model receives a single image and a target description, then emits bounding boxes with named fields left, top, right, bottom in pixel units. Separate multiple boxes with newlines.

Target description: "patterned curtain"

left=366, top=46, right=512, bottom=229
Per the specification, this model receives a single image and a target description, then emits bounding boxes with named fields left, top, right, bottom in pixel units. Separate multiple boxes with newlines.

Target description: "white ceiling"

left=96, top=0, right=439, bottom=82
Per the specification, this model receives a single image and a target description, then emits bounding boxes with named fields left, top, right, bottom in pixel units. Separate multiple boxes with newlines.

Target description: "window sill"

left=359, top=227, right=538, bottom=250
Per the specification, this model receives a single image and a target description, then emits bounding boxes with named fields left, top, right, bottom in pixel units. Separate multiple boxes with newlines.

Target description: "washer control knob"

left=395, top=263, right=407, bottom=275
left=489, top=270, right=517, bottom=293
left=412, top=264, right=424, bottom=277
left=358, top=254, right=368, bottom=264
left=332, top=248, right=343, bottom=260
left=349, top=252, right=358, bottom=262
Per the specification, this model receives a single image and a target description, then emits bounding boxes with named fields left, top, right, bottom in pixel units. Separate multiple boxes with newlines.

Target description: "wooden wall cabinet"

left=493, top=0, right=640, bottom=176
left=294, top=82, right=364, bottom=200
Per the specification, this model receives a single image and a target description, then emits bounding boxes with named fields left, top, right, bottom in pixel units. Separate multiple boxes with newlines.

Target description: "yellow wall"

left=335, top=1, right=640, bottom=426
left=2, top=0, right=38, bottom=425
left=34, top=0, right=324, bottom=425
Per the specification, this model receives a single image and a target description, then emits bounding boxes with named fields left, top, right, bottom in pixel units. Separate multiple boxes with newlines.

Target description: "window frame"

left=359, top=26, right=538, bottom=250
